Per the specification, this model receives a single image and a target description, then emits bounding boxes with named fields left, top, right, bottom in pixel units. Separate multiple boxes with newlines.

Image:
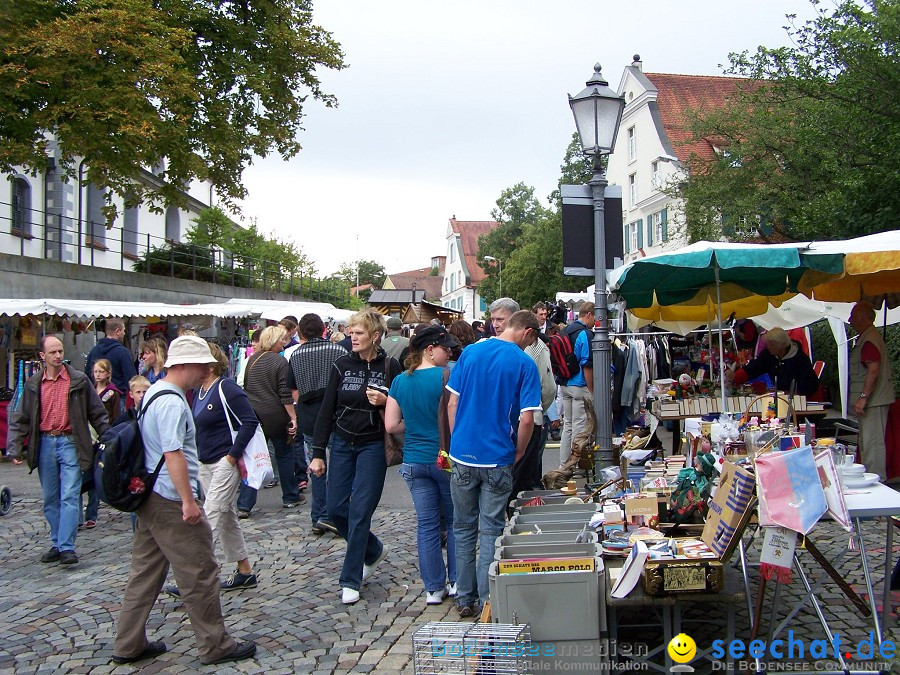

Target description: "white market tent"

left=226, top=298, right=354, bottom=324
left=0, top=298, right=258, bottom=319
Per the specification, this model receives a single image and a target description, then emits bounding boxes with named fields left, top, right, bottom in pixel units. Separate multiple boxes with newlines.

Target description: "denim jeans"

left=237, top=436, right=300, bottom=511
left=400, top=462, right=457, bottom=593
left=450, top=462, right=512, bottom=607
left=37, top=435, right=82, bottom=552
left=304, top=434, right=330, bottom=526
left=327, top=436, right=386, bottom=591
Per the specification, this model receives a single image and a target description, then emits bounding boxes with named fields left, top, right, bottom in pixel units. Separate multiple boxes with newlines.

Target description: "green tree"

left=676, top=0, right=900, bottom=242
left=337, top=259, right=387, bottom=289
left=0, top=0, right=344, bottom=221
left=477, top=139, right=594, bottom=307
left=476, top=183, right=549, bottom=302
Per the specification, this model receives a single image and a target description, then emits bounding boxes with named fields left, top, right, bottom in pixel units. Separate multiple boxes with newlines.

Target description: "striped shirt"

left=287, top=338, right=348, bottom=434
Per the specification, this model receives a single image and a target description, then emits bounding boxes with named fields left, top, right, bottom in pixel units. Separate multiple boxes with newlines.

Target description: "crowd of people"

left=6, top=297, right=893, bottom=665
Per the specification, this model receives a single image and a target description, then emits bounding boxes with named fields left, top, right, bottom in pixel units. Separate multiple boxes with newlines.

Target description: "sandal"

left=84, top=520, right=97, bottom=529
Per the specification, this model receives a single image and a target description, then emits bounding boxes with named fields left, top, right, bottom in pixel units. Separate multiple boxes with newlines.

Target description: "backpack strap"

left=137, top=389, right=183, bottom=477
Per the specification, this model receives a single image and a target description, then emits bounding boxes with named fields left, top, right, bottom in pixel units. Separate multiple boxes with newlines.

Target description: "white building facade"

left=607, top=58, right=744, bottom=263
left=2, top=144, right=212, bottom=271
left=439, top=218, right=498, bottom=322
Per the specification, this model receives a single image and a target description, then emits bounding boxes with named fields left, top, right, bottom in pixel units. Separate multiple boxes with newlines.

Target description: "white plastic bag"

left=218, top=382, right=274, bottom=490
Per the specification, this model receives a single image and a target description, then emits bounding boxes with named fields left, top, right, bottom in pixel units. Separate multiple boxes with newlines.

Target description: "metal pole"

left=590, top=160, right=612, bottom=465
left=498, top=260, right=503, bottom=297
left=715, top=267, right=727, bottom=413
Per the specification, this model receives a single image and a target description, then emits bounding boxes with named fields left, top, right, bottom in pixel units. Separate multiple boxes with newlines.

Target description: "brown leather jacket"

left=7, top=364, right=111, bottom=471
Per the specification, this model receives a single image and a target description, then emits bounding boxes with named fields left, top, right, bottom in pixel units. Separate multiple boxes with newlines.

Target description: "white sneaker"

left=447, top=583, right=458, bottom=597
left=362, top=546, right=388, bottom=582
left=426, top=588, right=448, bottom=605
left=341, top=587, right=360, bottom=605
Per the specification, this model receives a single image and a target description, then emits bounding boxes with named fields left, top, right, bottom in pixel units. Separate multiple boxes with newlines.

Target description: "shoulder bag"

left=218, top=380, right=274, bottom=490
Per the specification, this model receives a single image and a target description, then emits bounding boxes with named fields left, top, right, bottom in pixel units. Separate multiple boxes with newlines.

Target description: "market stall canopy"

left=230, top=298, right=353, bottom=324
left=0, top=299, right=258, bottom=319
left=608, top=240, right=845, bottom=323
left=797, top=231, right=900, bottom=309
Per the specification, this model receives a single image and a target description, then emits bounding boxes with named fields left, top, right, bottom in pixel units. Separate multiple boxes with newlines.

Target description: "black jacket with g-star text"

left=310, top=348, right=401, bottom=459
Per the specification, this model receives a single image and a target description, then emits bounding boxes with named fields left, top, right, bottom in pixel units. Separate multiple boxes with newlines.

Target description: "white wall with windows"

left=607, top=65, right=688, bottom=263
left=1, top=156, right=211, bottom=272
left=439, top=226, right=487, bottom=322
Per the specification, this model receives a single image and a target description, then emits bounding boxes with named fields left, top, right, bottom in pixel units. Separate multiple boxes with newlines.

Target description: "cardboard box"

left=701, top=461, right=756, bottom=562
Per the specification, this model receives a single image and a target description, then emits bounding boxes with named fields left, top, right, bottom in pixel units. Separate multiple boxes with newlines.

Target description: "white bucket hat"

left=164, top=336, right=217, bottom=368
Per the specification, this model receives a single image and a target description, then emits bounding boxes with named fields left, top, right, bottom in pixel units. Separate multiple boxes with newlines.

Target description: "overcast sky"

left=237, top=0, right=819, bottom=278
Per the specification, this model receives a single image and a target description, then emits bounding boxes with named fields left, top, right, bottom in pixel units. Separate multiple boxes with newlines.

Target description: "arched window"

left=165, top=206, right=180, bottom=242
left=11, top=176, right=32, bottom=236
left=86, top=182, right=107, bottom=248
left=123, top=197, right=139, bottom=258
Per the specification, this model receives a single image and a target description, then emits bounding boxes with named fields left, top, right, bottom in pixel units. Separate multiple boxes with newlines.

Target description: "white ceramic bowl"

left=841, top=463, right=866, bottom=475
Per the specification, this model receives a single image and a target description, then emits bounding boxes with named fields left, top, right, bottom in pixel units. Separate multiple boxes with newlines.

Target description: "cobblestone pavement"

left=0, top=457, right=897, bottom=674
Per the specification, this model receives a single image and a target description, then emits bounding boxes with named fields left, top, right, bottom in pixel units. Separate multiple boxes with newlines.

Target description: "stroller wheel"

left=0, top=485, right=10, bottom=515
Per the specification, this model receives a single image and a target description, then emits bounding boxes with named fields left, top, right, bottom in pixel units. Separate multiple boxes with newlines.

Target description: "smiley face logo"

left=667, top=633, right=696, bottom=664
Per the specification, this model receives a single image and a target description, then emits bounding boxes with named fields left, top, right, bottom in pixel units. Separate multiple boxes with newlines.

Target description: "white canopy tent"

left=0, top=298, right=259, bottom=319
left=226, top=298, right=353, bottom=324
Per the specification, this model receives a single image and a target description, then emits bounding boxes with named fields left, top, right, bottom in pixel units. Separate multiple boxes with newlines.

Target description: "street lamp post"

left=484, top=255, right=503, bottom=297
left=568, top=63, right=625, bottom=465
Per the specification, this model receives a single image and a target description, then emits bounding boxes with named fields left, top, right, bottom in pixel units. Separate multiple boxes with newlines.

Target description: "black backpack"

left=94, top=390, right=180, bottom=512
left=548, top=323, right=588, bottom=385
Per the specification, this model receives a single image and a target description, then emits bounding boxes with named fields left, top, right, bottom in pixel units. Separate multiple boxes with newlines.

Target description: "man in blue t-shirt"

left=446, top=309, right=541, bottom=617
left=559, top=302, right=594, bottom=467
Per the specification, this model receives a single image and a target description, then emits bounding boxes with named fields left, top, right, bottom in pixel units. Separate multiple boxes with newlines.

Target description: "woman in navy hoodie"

left=310, top=310, right=401, bottom=605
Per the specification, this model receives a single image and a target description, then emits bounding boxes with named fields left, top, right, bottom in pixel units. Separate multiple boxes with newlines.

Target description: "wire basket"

left=412, top=621, right=532, bottom=674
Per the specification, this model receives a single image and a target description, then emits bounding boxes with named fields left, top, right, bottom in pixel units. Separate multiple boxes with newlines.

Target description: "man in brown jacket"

left=7, top=335, right=110, bottom=565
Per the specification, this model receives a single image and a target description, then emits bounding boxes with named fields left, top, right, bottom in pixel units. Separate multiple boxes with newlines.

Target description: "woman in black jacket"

left=310, top=310, right=401, bottom=605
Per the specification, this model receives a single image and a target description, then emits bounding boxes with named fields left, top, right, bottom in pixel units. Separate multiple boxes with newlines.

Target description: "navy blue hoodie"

left=85, top=337, right=138, bottom=393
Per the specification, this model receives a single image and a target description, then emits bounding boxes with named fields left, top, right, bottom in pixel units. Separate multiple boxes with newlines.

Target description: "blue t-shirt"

left=446, top=339, right=541, bottom=467
left=388, top=367, right=445, bottom=464
left=566, top=322, right=591, bottom=387
left=139, top=380, right=200, bottom=502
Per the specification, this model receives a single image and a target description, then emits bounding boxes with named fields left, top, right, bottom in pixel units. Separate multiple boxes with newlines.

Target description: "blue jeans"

left=400, top=462, right=456, bottom=593
left=37, top=435, right=82, bottom=552
left=237, top=435, right=300, bottom=511
left=304, top=434, right=330, bottom=526
left=327, top=436, right=386, bottom=591
left=450, top=462, right=512, bottom=607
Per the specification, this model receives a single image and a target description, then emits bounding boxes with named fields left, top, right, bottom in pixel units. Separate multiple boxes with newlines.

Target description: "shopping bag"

left=242, top=427, right=274, bottom=490
left=218, top=382, right=274, bottom=489
left=755, top=445, right=826, bottom=535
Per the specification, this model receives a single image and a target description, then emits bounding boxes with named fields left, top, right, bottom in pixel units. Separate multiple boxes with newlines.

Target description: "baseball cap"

left=164, top=336, right=217, bottom=368
left=386, top=317, right=403, bottom=330
left=410, top=325, right=459, bottom=352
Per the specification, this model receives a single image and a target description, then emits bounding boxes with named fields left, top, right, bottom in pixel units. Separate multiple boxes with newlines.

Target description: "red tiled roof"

left=386, top=266, right=444, bottom=300
left=644, top=73, right=751, bottom=164
left=449, top=218, right=500, bottom=284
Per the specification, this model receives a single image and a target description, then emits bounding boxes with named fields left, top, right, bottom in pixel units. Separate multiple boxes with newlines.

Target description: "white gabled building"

left=607, top=56, right=746, bottom=262
left=439, top=217, right=499, bottom=323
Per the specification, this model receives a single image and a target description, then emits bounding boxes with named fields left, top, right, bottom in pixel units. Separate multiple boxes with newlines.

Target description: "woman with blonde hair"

left=165, top=343, right=260, bottom=597
left=310, top=310, right=401, bottom=604
left=237, top=325, right=300, bottom=516
left=140, top=337, right=167, bottom=384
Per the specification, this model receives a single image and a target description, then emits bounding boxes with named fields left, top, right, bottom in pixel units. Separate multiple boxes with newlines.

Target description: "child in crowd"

left=113, top=375, right=151, bottom=426
left=79, top=359, right=122, bottom=529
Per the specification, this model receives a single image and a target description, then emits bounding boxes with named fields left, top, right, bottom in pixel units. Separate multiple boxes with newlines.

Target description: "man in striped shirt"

left=288, top=313, right=348, bottom=535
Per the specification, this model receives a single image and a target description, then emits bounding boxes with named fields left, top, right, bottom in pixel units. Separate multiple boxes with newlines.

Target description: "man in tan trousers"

left=112, top=336, right=256, bottom=666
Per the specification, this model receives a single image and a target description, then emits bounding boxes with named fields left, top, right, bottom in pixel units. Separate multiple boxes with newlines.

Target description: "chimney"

left=632, top=54, right=642, bottom=71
